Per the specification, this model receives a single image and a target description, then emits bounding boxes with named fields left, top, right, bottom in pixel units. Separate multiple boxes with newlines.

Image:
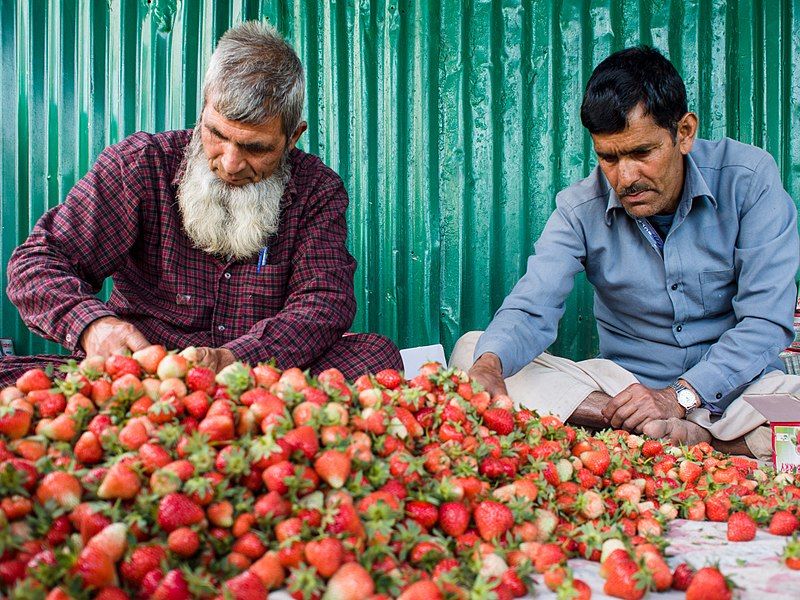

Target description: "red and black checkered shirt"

left=6, top=130, right=360, bottom=369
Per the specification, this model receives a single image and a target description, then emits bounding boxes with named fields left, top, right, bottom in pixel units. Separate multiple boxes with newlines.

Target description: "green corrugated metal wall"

left=2, top=0, right=799, bottom=360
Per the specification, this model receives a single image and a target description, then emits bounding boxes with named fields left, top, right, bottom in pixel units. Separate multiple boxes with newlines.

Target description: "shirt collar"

left=603, top=151, right=717, bottom=225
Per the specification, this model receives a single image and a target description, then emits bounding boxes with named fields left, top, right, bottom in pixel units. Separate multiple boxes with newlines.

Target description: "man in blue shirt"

left=452, top=47, right=800, bottom=458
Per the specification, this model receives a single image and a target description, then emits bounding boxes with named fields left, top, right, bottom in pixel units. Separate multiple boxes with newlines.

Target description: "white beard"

left=177, top=129, right=289, bottom=261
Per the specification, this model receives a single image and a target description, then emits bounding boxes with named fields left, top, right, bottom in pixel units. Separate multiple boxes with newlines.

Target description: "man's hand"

left=601, top=383, right=685, bottom=433
left=80, top=316, right=149, bottom=358
left=468, top=353, right=509, bottom=398
left=194, top=347, right=236, bottom=373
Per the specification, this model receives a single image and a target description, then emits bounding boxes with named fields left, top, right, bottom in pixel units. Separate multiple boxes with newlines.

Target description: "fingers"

left=602, top=387, right=632, bottom=421
left=609, top=399, right=639, bottom=429
left=622, top=410, right=652, bottom=433
left=125, top=328, right=150, bottom=353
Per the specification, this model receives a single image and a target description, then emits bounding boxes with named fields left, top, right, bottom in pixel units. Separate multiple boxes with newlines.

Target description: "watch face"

left=677, top=389, right=696, bottom=408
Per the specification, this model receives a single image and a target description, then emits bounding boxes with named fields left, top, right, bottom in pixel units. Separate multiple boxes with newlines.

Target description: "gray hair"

left=202, top=21, right=305, bottom=136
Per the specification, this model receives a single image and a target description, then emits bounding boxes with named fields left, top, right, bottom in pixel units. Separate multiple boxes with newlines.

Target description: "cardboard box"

left=743, top=394, right=800, bottom=474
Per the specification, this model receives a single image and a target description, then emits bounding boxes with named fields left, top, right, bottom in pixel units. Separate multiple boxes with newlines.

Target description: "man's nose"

left=617, top=158, right=639, bottom=189
left=219, top=145, right=246, bottom=175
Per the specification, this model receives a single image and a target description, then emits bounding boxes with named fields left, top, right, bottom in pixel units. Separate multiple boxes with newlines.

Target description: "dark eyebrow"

left=596, top=144, right=658, bottom=160
left=205, top=124, right=273, bottom=153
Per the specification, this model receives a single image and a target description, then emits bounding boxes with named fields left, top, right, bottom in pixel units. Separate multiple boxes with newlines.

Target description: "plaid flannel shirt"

left=7, top=130, right=360, bottom=370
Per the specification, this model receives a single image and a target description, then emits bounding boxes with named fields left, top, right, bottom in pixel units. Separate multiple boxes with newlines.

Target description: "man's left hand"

left=194, top=347, right=236, bottom=373
left=601, top=383, right=684, bottom=433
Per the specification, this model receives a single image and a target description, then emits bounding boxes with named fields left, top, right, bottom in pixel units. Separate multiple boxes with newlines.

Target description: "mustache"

left=619, top=183, right=654, bottom=198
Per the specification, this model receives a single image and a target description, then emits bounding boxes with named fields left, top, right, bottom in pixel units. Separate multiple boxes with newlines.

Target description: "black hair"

left=580, top=46, right=687, bottom=138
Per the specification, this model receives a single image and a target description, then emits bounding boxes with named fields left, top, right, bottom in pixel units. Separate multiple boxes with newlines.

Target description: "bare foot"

left=643, top=417, right=712, bottom=445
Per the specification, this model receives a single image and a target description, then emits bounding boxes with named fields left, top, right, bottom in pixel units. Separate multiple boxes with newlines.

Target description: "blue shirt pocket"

left=699, top=268, right=736, bottom=317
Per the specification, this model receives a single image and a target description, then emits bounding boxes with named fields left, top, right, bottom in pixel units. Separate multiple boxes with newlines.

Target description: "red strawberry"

left=97, top=461, right=141, bottom=500
left=398, top=581, right=443, bottom=600
left=30, top=390, right=67, bottom=418
left=250, top=551, right=285, bottom=589
left=672, top=562, right=695, bottom=591
left=105, top=355, right=141, bottom=380
left=157, top=493, right=205, bottom=532
left=783, top=535, right=800, bottom=569
left=580, top=449, right=611, bottom=476
left=324, top=562, right=375, bottom=599
left=120, top=546, right=167, bottom=584
left=86, top=522, right=128, bottom=562
left=406, top=500, right=439, bottom=529
left=769, top=510, right=799, bottom=535
left=534, top=543, right=566, bottom=573
left=500, top=568, right=527, bottom=597
left=74, top=431, right=103, bottom=464
left=16, top=368, right=52, bottom=393
left=483, top=408, right=515, bottom=435
left=0, top=406, right=31, bottom=439
left=727, top=511, right=756, bottom=542
left=438, top=502, right=471, bottom=537
left=705, top=492, right=731, bottom=522
left=186, top=366, right=217, bottom=394
left=221, top=570, right=268, bottom=599
left=283, top=425, right=319, bottom=459
left=640, top=439, right=663, bottom=457
left=73, top=545, right=116, bottom=588
left=304, top=537, right=344, bottom=578
left=314, top=449, right=351, bottom=488
left=132, top=344, right=168, bottom=374
left=685, top=566, right=732, bottom=600
left=603, top=551, right=646, bottom=600
left=473, top=500, right=514, bottom=541
left=36, top=471, right=82, bottom=509
left=167, top=527, right=200, bottom=557
left=151, top=569, right=190, bottom=600
left=375, top=369, right=403, bottom=389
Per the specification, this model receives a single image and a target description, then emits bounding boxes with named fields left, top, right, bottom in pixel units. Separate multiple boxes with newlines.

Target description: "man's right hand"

left=80, top=316, right=150, bottom=358
left=468, top=352, right=509, bottom=398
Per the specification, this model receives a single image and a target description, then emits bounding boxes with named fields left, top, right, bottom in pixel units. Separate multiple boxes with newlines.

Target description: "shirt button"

left=671, top=283, right=678, bottom=291
left=676, top=324, right=683, bottom=332
left=224, top=272, right=231, bottom=279
left=217, top=325, right=226, bottom=332
left=66, top=334, right=72, bottom=343
left=715, top=392, right=722, bottom=400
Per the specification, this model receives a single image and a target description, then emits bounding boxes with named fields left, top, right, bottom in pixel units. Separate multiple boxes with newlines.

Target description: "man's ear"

left=288, top=121, right=308, bottom=150
left=677, top=112, right=698, bottom=155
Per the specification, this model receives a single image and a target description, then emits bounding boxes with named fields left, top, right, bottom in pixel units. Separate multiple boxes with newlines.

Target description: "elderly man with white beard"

left=1, top=21, right=402, bottom=384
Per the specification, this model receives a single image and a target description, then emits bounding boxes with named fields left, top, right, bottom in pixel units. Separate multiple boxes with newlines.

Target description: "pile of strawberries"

left=1, top=345, right=799, bottom=600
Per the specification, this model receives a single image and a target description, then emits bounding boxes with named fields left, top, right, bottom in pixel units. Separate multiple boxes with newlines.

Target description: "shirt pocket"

left=699, top=268, right=736, bottom=317
left=239, top=261, right=292, bottom=319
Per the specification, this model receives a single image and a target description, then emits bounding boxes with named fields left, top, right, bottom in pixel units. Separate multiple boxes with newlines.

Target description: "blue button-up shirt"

left=475, top=138, right=799, bottom=414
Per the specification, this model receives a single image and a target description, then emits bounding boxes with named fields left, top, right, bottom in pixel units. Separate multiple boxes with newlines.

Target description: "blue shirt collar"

left=604, top=152, right=718, bottom=225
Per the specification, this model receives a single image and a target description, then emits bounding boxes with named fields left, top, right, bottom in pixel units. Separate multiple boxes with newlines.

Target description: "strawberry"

left=685, top=566, right=733, bottom=600
left=314, top=449, right=351, bottom=488
left=705, top=492, right=731, bottom=522
left=86, top=522, right=128, bottom=562
left=375, top=369, right=403, bottom=389
left=222, top=570, right=268, bottom=599
left=198, top=415, right=234, bottom=442
left=283, top=425, right=319, bottom=459
left=783, top=535, right=800, bottom=569
left=500, top=568, right=527, bottom=597
left=603, top=550, right=646, bottom=600
left=167, top=527, right=200, bottom=557
left=132, top=344, right=168, bottom=374
left=186, top=366, right=217, bottom=394
left=231, top=531, right=267, bottom=559
left=398, top=580, right=443, bottom=600
left=120, top=546, right=167, bottom=584
left=151, top=569, right=190, bottom=600
left=0, top=405, right=31, bottom=439
left=35, top=471, right=82, bottom=509
left=73, top=544, right=117, bottom=588
left=727, top=511, right=756, bottom=541
left=672, top=562, right=695, bottom=591
left=483, top=407, right=515, bottom=435
left=250, top=551, right=285, bottom=589
left=406, top=500, right=439, bottom=529
left=640, top=439, right=663, bottom=457
left=438, top=501, right=471, bottom=537
left=157, top=493, right=205, bottom=532
left=473, top=500, right=514, bottom=541
left=580, top=449, right=611, bottom=476
left=16, top=368, right=52, bottom=393
left=183, top=390, right=211, bottom=419
left=157, top=354, right=188, bottom=380
left=304, top=537, right=344, bottom=578
left=534, top=543, right=566, bottom=574
left=253, top=363, right=282, bottom=387
left=324, top=562, right=375, bottom=599
left=105, top=355, right=142, bottom=380
left=769, top=510, right=799, bottom=535
left=97, top=461, right=141, bottom=500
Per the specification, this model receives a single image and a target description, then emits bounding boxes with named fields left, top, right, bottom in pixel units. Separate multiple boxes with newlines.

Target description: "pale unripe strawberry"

left=157, top=354, right=188, bottom=380
left=86, top=522, right=128, bottom=562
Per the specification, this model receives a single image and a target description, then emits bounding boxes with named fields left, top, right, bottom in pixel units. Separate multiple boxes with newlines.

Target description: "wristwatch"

left=669, top=381, right=701, bottom=416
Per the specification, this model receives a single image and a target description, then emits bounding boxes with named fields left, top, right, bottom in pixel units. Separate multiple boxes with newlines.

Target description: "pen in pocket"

left=256, top=247, right=269, bottom=273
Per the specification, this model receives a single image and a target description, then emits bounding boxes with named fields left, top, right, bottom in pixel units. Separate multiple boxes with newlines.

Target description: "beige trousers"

left=450, top=331, right=800, bottom=458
